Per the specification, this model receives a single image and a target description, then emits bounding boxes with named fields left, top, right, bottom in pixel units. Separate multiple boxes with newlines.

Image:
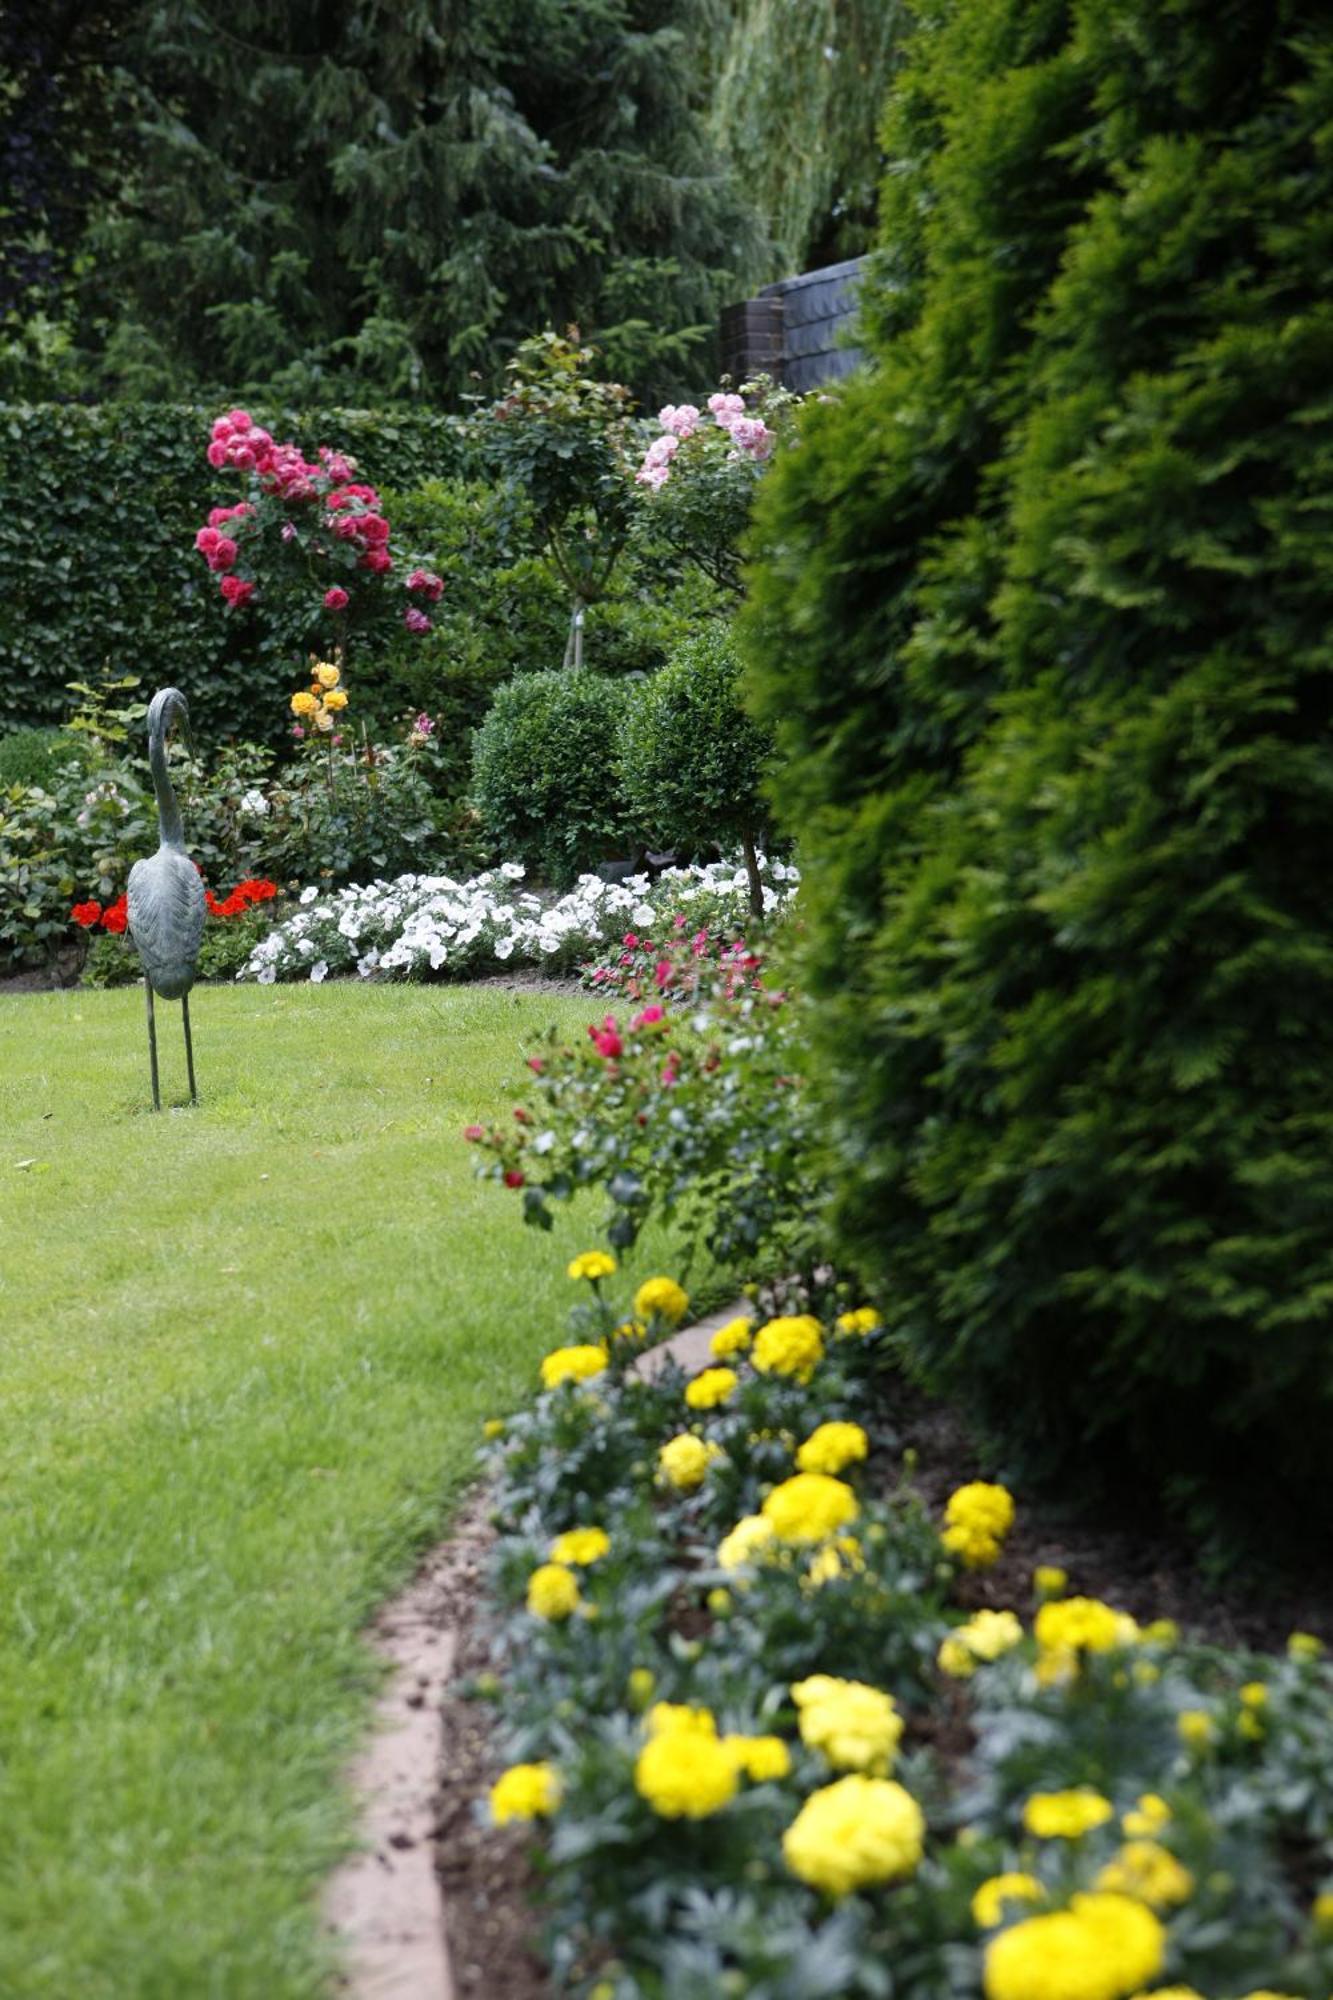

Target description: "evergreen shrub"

left=742, top=0, right=1333, bottom=1538
left=471, top=671, right=636, bottom=886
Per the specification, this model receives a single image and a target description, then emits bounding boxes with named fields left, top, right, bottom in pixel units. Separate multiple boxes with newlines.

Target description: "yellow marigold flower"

left=1096, top=1841, right=1194, bottom=1910
left=806, top=1536, right=863, bottom=1588
left=489, top=1760, right=560, bottom=1824
left=539, top=1342, right=608, bottom=1389
left=1023, top=1788, right=1115, bottom=1839
left=1237, top=1709, right=1264, bottom=1741
left=1035, top=1565, right=1069, bottom=1600
left=938, top=1633, right=979, bottom=1679
left=1239, top=1681, right=1268, bottom=1708
left=752, top=1314, right=825, bottom=1382
left=762, top=1472, right=859, bottom=1544
left=984, top=1893, right=1164, bottom=2000
left=1035, top=1596, right=1130, bottom=1658
left=312, top=660, right=341, bottom=689
left=782, top=1775, right=925, bottom=1897
left=834, top=1306, right=882, bottom=1338
left=323, top=688, right=349, bottom=710
left=634, top=1275, right=689, bottom=1325
left=707, top=1587, right=732, bottom=1615
left=626, top=1667, right=655, bottom=1708
left=791, top=1675, right=903, bottom=1775
left=1235, top=1993, right=1304, bottom=2000
left=526, top=1563, right=580, bottom=1620
left=941, top=1609, right=1025, bottom=1680
left=717, top=1513, right=778, bottom=1570
left=549, top=1526, right=610, bottom=1566
left=482, top=1418, right=505, bottom=1439
left=611, top=1316, right=647, bottom=1345
left=1176, top=1710, right=1213, bottom=1750
left=710, top=1315, right=754, bottom=1359
left=1142, top=1619, right=1179, bottom=1646
left=1288, top=1631, right=1324, bottom=1661
left=1122, top=1794, right=1171, bottom=1838
left=1133, top=1662, right=1161, bottom=1687
left=657, top=1433, right=721, bottom=1490
left=1313, top=1889, right=1333, bottom=1933
left=635, top=1727, right=737, bottom=1818
left=796, top=1421, right=870, bottom=1476
left=684, top=1366, right=739, bottom=1411
left=567, top=1249, right=617, bottom=1281
left=1130, top=1990, right=1206, bottom=1999
left=646, top=1701, right=716, bottom=1739
left=725, top=1734, right=792, bottom=1782
left=972, top=1872, right=1046, bottom=1929
left=942, top=1482, right=1015, bottom=1570
left=291, top=689, right=318, bottom=716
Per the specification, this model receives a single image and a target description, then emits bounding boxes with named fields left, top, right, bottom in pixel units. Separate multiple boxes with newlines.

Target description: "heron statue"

left=127, top=688, right=206, bottom=1111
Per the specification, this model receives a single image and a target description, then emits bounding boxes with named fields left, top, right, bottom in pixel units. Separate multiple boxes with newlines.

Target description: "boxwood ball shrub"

left=618, top=624, right=774, bottom=914
left=741, top=0, right=1333, bottom=1541
left=471, top=670, right=636, bottom=886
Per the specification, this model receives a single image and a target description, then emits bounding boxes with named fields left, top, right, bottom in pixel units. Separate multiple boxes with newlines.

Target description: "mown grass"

left=0, top=980, right=696, bottom=2000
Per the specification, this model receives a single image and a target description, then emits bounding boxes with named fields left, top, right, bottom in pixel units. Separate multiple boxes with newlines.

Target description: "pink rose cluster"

left=193, top=409, right=443, bottom=630
left=634, top=391, right=774, bottom=490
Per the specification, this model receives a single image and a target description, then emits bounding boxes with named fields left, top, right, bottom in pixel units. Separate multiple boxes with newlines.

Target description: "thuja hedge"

left=0, top=403, right=468, bottom=734
left=742, top=0, right=1333, bottom=1537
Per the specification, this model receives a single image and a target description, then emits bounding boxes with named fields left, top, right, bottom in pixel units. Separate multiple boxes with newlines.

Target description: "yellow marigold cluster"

left=782, top=1775, right=925, bottom=1897
left=941, top=1482, right=1016, bottom=1570
left=724, top=1734, right=792, bottom=1782
left=834, top=1307, right=882, bottom=1338
left=548, top=1526, right=610, bottom=1566
left=710, top=1315, right=754, bottom=1359
left=1177, top=1710, right=1214, bottom=1751
left=762, top=1472, right=860, bottom=1544
left=791, top=1675, right=903, bottom=1775
left=1023, top=1788, right=1115, bottom=1839
left=752, top=1314, right=825, bottom=1382
left=805, top=1536, right=864, bottom=1588
left=567, top=1249, right=616, bottom=1281
left=489, top=1761, right=560, bottom=1824
left=795, top=1421, right=869, bottom=1476
left=539, top=1343, right=608, bottom=1390
left=1034, top=1595, right=1139, bottom=1683
left=526, top=1562, right=581, bottom=1620
left=1095, top=1841, right=1194, bottom=1910
left=984, top=1893, right=1165, bottom=2000
left=645, top=1702, right=716, bottom=1739
left=717, top=1513, right=778, bottom=1571
left=635, top=1711, right=738, bottom=1819
left=1123, top=1794, right=1171, bottom=1838
left=657, top=1433, right=722, bottom=1490
left=972, top=1872, right=1046, bottom=1928
left=937, top=1609, right=1025, bottom=1679
left=684, top=1366, right=739, bottom=1411
left=634, top=1276, right=689, bottom=1325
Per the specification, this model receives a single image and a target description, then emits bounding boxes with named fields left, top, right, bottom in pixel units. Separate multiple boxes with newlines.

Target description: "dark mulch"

left=430, top=1372, right=1329, bottom=1997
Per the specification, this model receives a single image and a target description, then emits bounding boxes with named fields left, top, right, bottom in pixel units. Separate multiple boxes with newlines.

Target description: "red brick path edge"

left=321, top=1301, right=747, bottom=2000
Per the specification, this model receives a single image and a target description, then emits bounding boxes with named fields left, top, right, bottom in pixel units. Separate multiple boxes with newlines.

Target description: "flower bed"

left=468, top=1262, right=1333, bottom=1999
left=238, top=857, right=797, bottom=985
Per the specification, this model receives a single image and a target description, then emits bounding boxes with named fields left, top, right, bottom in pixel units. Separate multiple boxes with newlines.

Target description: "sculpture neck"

left=150, top=730, right=185, bottom=847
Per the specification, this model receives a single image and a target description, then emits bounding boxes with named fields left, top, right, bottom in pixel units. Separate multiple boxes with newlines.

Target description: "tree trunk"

left=741, top=828, right=764, bottom=919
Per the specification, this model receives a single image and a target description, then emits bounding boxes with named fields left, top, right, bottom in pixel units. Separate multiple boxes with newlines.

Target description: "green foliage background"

left=742, top=0, right=1333, bottom=1536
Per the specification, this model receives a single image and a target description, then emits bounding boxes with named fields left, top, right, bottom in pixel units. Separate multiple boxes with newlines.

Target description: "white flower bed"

left=237, top=857, right=799, bottom=985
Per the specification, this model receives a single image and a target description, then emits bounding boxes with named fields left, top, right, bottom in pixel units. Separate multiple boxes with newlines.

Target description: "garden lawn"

left=0, top=980, right=694, bottom=2000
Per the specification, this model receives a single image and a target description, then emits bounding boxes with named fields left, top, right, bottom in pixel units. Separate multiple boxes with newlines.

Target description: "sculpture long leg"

left=182, top=992, right=197, bottom=1104
left=145, top=977, right=161, bottom=1112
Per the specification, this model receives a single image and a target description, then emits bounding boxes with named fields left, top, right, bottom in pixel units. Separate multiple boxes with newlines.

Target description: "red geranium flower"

left=101, top=896, right=128, bottom=934
left=71, top=901, right=102, bottom=928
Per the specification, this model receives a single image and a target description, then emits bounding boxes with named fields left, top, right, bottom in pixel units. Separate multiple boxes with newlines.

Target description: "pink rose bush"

left=190, top=408, right=444, bottom=650
left=634, top=388, right=777, bottom=491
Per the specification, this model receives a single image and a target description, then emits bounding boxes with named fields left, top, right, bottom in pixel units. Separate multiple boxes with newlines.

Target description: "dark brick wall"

left=720, top=256, right=865, bottom=391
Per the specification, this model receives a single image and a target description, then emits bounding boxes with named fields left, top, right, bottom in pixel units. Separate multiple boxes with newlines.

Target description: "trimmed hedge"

left=471, top=670, right=636, bottom=886
left=0, top=403, right=468, bottom=735
left=742, top=0, right=1333, bottom=1538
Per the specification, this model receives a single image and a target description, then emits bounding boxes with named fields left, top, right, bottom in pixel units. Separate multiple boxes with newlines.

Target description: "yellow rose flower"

left=791, top=1675, right=903, bottom=1775
left=782, top=1775, right=924, bottom=1897
left=549, top=1526, right=610, bottom=1566
left=539, top=1343, right=608, bottom=1389
left=323, top=688, right=349, bottom=710
left=684, top=1366, right=739, bottom=1411
left=290, top=690, right=318, bottom=716
left=1095, top=1841, right=1194, bottom=1910
left=635, top=1725, right=737, bottom=1818
left=710, top=1315, right=754, bottom=1359
left=971, top=1872, right=1045, bottom=1929
left=489, top=1761, right=560, bottom=1824
left=657, top=1433, right=721, bottom=1490
left=752, top=1314, right=824, bottom=1382
left=984, top=1893, right=1164, bottom=2000
left=634, top=1276, right=689, bottom=1325
left=526, top=1562, right=580, bottom=1620
left=796, top=1421, right=869, bottom=1476
left=313, top=660, right=342, bottom=689
left=1023, top=1788, right=1115, bottom=1839
left=567, top=1249, right=617, bottom=1281
left=717, top=1513, right=778, bottom=1571
left=762, top=1472, right=859, bottom=1544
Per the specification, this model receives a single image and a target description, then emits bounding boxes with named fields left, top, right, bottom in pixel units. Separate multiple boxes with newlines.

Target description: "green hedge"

left=471, top=670, right=636, bottom=885
left=0, top=403, right=468, bottom=735
left=742, top=0, right=1333, bottom=1540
